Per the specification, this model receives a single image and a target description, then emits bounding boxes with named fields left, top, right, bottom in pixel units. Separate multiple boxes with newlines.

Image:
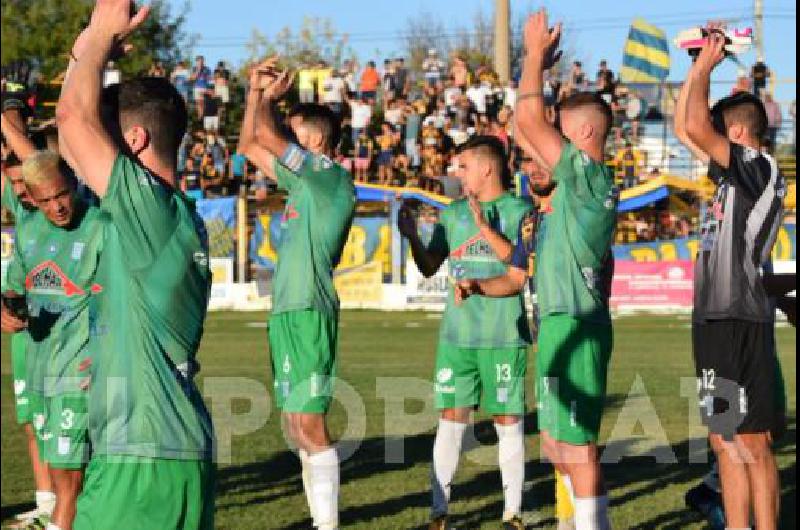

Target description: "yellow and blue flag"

left=620, top=18, right=670, bottom=83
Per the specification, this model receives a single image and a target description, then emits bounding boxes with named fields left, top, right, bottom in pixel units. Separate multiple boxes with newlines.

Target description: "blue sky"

left=173, top=0, right=797, bottom=103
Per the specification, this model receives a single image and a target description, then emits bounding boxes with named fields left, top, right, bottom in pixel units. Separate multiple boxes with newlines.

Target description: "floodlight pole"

left=494, top=0, right=510, bottom=84
left=754, top=0, right=765, bottom=61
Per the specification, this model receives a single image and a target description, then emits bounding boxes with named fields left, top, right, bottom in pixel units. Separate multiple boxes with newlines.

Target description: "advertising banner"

left=610, top=260, right=694, bottom=310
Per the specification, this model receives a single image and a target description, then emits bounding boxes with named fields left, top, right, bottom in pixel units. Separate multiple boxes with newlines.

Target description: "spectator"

left=202, top=89, right=220, bottom=132
left=403, top=101, right=423, bottom=169
left=200, top=151, right=225, bottom=197
left=625, top=90, right=646, bottom=142
left=382, top=59, right=397, bottom=104
left=393, top=58, right=409, bottom=99
left=337, top=115, right=356, bottom=173
left=790, top=99, right=796, bottom=153
left=763, top=92, right=782, bottom=150
left=443, top=78, right=463, bottom=114
left=503, top=79, right=518, bottom=110
left=376, top=122, right=396, bottom=185
left=206, top=132, right=227, bottom=179
left=347, top=93, right=373, bottom=143
left=466, top=79, right=491, bottom=117
left=359, top=61, right=380, bottom=104
left=343, top=59, right=359, bottom=98
left=229, top=151, right=248, bottom=196
left=316, top=61, right=333, bottom=103
left=450, top=55, right=470, bottom=90
left=170, top=60, right=191, bottom=101
left=322, top=68, right=347, bottom=116
left=422, top=48, right=445, bottom=88
left=148, top=60, right=167, bottom=77
left=596, top=60, right=614, bottom=89
left=570, top=61, right=589, bottom=92
left=353, top=128, right=374, bottom=183
left=613, top=141, right=644, bottom=189
left=751, top=57, right=770, bottom=96
left=181, top=157, right=204, bottom=200
left=732, top=69, right=751, bottom=95
left=384, top=99, right=404, bottom=130
left=190, top=55, right=212, bottom=117
left=214, top=61, right=231, bottom=108
left=103, top=60, right=121, bottom=87
left=298, top=65, right=317, bottom=103
left=543, top=68, right=560, bottom=107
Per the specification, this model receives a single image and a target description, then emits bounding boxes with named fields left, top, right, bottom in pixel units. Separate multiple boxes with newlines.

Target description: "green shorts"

left=73, top=456, right=215, bottom=530
left=434, top=343, right=527, bottom=415
left=29, top=390, right=49, bottom=454
left=536, top=314, right=613, bottom=444
left=11, top=333, right=31, bottom=424
left=268, top=309, right=338, bottom=414
left=44, top=392, right=90, bottom=469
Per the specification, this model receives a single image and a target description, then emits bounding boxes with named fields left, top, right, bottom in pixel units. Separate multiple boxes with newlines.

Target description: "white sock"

left=46, top=524, right=63, bottom=530
left=309, top=447, right=339, bottom=530
left=495, top=422, right=525, bottom=521
left=299, top=449, right=318, bottom=526
left=431, top=419, right=467, bottom=518
left=562, top=475, right=577, bottom=507
left=574, top=495, right=610, bottom=530
left=36, top=490, right=56, bottom=514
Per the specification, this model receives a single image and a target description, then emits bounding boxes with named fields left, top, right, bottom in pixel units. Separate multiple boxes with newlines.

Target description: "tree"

left=1, top=0, right=194, bottom=82
left=244, top=17, right=356, bottom=71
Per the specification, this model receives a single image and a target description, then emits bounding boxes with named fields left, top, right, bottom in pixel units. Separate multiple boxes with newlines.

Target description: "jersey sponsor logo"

left=283, top=356, right=292, bottom=374
left=25, top=261, right=85, bottom=297
left=193, top=251, right=208, bottom=268
left=58, top=436, right=71, bottom=456
left=450, top=234, right=495, bottom=261
left=13, top=379, right=25, bottom=396
left=497, top=387, right=509, bottom=403
left=71, top=242, right=85, bottom=260
left=437, top=368, right=453, bottom=384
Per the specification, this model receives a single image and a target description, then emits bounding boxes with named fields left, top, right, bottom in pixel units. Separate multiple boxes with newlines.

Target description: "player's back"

left=87, top=153, right=213, bottom=460
left=271, top=151, right=356, bottom=317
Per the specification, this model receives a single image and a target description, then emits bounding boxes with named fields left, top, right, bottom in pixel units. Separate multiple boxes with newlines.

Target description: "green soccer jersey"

left=10, top=201, right=104, bottom=397
left=427, top=193, right=533, bottom=348
left=88, top=154, right=213, bottom=460
left=535, top=142, right=618, bottom=324
left=271, top=144, right=356, bottom=317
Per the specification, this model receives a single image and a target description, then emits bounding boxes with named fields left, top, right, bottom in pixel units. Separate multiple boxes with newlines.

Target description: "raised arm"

left=237, top=61, right=277, bottom=181
left=397, top=204, right=446, bottom=277
left=685, top=31, right=730, bottom=168
left=254, top=68, right=295, bottom=158
left=0, top=111, right=36, bottom=161
left=674, top=72, right=710, bottom=163
left=56, top=0, right=151, bottom=197
left=515, top=9, right=564, bottom=169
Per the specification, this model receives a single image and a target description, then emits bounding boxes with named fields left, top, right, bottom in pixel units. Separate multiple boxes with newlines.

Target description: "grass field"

left=1, top=311, right=796, bottom=529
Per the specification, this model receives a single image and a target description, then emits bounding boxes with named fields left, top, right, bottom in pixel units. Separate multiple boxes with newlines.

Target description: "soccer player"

left=1, top=114, right=57, bottom=526
left=5, top=151, right=104, bottom=530
left=398, top=135, right=533, bottom=530
left=237, top=58, right=355, bottom=530
left=56, top=2, right=215, bottom=528
left=683, top=33, right=787, bottom=530
left=459, top=10, right=619, bottom=529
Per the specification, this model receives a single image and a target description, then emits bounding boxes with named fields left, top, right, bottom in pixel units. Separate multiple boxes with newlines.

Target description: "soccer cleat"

left=14, top=505, right=51, bottom=522
left=685, top=482, right=725, bottom=530
left=502, top=515, right=526, bottom=529
left=429, top=515, right=449, bottom=530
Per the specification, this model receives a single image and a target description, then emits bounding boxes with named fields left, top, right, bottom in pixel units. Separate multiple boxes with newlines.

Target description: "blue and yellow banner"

left=250, top=216, right=393, bottom=276
left=621, top=18, right=670, bottom=84
left=613, top=223, right=796, bottom=262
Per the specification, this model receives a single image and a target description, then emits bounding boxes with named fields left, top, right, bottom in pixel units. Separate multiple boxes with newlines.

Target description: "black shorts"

left=692, top=320, right=786, bottom=441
